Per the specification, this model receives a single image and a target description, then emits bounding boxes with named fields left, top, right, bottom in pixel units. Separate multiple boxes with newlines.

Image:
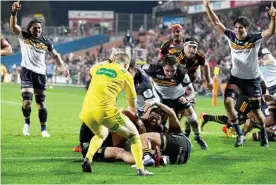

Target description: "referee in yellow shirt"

left=80, top=53, right=153, bottom=176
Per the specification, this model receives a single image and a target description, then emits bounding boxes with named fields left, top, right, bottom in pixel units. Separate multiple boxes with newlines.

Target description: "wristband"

left=11, top=11, right=17, bottom=16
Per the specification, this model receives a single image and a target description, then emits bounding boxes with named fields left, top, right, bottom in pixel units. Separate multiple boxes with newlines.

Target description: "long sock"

left=232, top=123, right=243, bottom=136
left=85, top=135, right=104, bottom=162
left=22, top=107, right=31, bottom=124
left=130, top=135, right=144, bottom=170
left=190, top=121, right=200, bottom=135
left=41, top=125, right=46, bottom=132
left=204, top=115, right=229, bottom=126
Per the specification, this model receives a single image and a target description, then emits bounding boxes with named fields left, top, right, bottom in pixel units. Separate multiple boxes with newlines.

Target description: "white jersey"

left=259, top=55, right=276, bottom=88
left=17, top=31, right=54, bottom=75
left=224, top=29, right=263, bottom=79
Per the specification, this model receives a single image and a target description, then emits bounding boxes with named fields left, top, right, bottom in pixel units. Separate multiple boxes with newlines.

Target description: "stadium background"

left=1, top=1, right=276, bottom=184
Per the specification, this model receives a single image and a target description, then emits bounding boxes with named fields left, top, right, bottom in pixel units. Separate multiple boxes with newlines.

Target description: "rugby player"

left=204, top=0, right=276, bottom=147
left=10, top=1, right=69, bottom=137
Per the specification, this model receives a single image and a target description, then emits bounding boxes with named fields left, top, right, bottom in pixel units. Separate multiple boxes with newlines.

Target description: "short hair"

left=233, top=16, right=250, bottom=28
left=161, top=54, right=178, bottom=67
left=27, top=18, right=43, bottom=33
left=114, top=53, right=130, bottom=64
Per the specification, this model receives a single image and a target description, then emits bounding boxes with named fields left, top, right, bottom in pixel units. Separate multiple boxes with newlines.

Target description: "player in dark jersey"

left=0, top=34, right=12, bottom=56
left=140, top=100, right=192, bottom=165
left=177, top=37, right=212, bottom=87
left=10, top=1, right=69, bottom=137
left=158, top=24, right=185, bottom=62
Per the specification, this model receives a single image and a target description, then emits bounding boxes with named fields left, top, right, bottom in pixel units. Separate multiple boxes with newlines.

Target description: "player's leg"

left=247, top=77, right=268, bottom=147
left=34, top=89, right=49, bottom=137
left=79, top=122, right=94, bottom=158
left=104, top=112, right=153, bottom=176
left=200, top=113, right=229, bottom=131
left=183, top=106, right=208, bottom=150
left=20, top=67, right=34, bottom=136
left=224, top=80, right=244, bottom=147
left=83, top=120, right=109, bottom=172
left=102, top=147, right=135, bottom=164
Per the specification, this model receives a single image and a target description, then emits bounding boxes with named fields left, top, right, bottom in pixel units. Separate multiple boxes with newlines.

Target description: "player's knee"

left=99, top=127, right=109, bottom=140
left=35, top=94, right=46, bottom=109
left=224, top=89, right=238, bottom=101
left=186, top=111, right=197, bottom=123
left=22, top=92, right=33, bottom=108
left=249, top=99, right=261, bottom=110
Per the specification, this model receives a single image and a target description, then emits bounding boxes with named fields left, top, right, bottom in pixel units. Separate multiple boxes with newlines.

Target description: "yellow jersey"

left=81, top=62, right=136, bottom=112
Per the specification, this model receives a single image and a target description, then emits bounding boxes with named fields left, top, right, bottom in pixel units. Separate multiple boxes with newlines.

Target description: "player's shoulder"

left=196, top=51, right=205, bottom=60
left=161, top=39, right=172, bottom=48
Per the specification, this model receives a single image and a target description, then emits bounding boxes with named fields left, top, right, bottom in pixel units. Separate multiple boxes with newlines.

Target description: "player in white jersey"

left=146, top=54, right=208, bottom=150
left=204, top=0, right=276, bottom=147
left=10, top=2, right=69, bottom=137
left=258, top=48, right=276, bottom=127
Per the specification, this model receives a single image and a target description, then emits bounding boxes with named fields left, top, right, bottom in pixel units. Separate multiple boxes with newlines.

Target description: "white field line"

left=1, top=100, right=21, bottom=105
left=1, top=156, right=80, bottom=161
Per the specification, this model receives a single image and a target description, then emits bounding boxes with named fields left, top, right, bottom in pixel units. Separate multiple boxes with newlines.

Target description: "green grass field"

left=1, top=83, right=276, bottom=184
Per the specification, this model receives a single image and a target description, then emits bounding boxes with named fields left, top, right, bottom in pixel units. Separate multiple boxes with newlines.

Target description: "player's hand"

left=178, top=96, right=188, bottom=104
left=267, top=2, right=276, bottom=18
left=203, top=0, right=210, bottom=7
left=12, top=2, right=21, bottom=13
left=207, top=82, right=213, bottom=91
left=64, top=68, right=70, bottom=77
left=144, top=100, right=156, bottom=112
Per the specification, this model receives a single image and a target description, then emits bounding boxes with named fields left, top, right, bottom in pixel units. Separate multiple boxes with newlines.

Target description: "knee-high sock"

left=130, top=135, right=144, bottom=170
left=190, top=121, right=200, bottom=135
left=85, top=135, right=104, bottom=162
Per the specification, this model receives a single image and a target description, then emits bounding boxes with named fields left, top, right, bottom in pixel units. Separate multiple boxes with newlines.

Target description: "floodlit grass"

left=1, top=83, right=276, bottom=184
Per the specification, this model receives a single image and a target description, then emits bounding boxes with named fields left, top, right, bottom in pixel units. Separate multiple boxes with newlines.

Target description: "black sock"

left=22, top=107, right=31, bottom=124
left=204, top=115, right=228, bottom=125
left=41, top=125, right=46, bottom=132
left=80, top=123, right=94, bottom=143
left=38, top=108, right=47, bottom=123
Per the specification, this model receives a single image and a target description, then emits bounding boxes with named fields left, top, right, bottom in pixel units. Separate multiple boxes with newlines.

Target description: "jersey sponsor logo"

left=96, top=68, right=117, bottom=78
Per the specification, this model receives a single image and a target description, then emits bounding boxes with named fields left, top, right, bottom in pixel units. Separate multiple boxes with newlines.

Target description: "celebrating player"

left=10, top=1, right=69, bottom=137
left=203, top=0, right=276, bottom=147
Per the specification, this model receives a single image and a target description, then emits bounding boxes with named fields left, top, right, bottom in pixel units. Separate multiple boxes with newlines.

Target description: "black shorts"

left=20, top=67, right=46, bottom=90
left=268, top=84, right=276, bottom=95
left=162, top=98, right=191, bottom=112
left=227, top=75, right=262, bottom=98
left=160, top=133, right=192, bottom=164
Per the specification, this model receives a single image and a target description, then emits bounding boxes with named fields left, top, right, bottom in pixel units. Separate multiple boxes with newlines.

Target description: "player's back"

left=84, top=61, right=133, bottom=109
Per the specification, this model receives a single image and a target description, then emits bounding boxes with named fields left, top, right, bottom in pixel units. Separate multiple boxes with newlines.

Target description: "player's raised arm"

left=262, top=2, right=276, bottom=39
left=203, top=0, right=226, bottom=35
left=9, top=1, right=22, bottom=35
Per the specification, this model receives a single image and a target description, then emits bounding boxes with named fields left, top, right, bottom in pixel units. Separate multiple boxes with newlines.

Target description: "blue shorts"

left=268, top=84, right=276, bottom=95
